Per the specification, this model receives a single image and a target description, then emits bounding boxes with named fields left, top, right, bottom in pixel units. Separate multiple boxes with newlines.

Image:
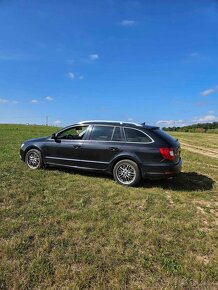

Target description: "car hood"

left=26, top=136, right=49, bottom=143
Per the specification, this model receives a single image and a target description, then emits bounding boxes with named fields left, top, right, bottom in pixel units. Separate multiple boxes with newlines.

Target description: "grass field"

left=0, top=124, right=218, bottom=289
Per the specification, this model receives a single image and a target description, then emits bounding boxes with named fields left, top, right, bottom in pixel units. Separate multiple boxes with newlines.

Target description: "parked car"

left=20, top=120, right=182, bottom=186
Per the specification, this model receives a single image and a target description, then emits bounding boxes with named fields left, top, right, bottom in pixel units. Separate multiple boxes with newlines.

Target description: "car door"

left=43, top=125, right=90, bottom=167
left=79, top=125, right=124, bottom=170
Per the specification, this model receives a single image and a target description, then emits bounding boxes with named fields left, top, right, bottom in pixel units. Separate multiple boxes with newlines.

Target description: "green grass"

left=0, top=124, right=218, bottom=289
left=169, top=131, right=218, bottom=150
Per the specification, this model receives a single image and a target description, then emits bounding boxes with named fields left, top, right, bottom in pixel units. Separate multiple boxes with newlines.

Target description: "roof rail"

left=79, top=120, right=142, bottom=126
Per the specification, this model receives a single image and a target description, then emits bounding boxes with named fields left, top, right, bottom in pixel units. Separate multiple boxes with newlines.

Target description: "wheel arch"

left=110, top=154, right=142, bottom=175
left=24, top=145, right=44, bottom=160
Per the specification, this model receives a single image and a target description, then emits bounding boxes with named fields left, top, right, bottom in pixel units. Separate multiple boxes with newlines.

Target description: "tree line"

left=163, top=122, right=218, bottom=133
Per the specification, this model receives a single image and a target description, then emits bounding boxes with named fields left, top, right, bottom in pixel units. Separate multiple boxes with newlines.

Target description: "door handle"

left=73, top=145, right=81, bottom=149
left=109, top=147, right=118, bottom=151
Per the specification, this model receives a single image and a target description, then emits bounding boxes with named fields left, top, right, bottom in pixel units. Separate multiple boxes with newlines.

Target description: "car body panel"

left=43, top=138, right=84, bottom=167
left=78, top=140, right=125, bottom=170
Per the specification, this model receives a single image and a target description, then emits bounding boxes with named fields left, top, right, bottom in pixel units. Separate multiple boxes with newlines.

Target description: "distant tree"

left=163, top=122, right=218, bottom=133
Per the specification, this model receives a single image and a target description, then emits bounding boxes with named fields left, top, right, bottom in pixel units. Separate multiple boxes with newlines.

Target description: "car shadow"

left=47, top=166, right=215, bottom=191
left=141, top=172, right=215, bottom=191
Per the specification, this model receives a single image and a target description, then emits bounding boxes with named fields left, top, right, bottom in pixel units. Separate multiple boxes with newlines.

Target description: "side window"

left=124, top=128, right=152, bottom=143
left=112, top=127, right=122, bottom=141
left=57, top=126, right=88, bottom=140
left=90, top=126, right=114, bottom=141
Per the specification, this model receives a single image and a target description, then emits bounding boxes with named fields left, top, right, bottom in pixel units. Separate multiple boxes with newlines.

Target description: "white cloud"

left=156, top=119, right=185, bottom=127
left=0, top=98, right=9, bottom=103
left=67, top=72, right=84, bottom=80
left=189, top=52, right=209, bottom=60
left=67, top=72, right=75, bottom=80
left=120, top=20, right=136, bottom=26
left=31, top=99, right=38, bottom=104
left=183, top=52, right=210, bottom=64
left=89, top=54, right=99, bottom=61
left=0, top=98, right=18, bottom=104
left=194, top=114, right=218, bottom=123
left=190, top=52, right=200, bottom=57
left=0, top=51, right=39, bottom=62
left=201, top=86, right=218, bottom=96
left=45, top=96, right=54, bottom=101
left=54, top=120, right=62, bottom=126
left=156, top=113, right=218, bottom=128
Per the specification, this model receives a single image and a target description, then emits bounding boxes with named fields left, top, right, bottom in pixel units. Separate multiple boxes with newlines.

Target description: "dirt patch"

left=196, top=255, right=210, bottom=265
left=196, top=206, right=207, bottom=214
left=195, top=200, right=218, bottom=229
left=181, top=142, right=218, bottom=159
left=190, top=161, right=218, bottom=169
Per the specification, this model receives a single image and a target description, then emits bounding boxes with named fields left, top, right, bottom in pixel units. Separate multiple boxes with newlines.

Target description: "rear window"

left=154, top=129, right=177, bottom=143
left=124, top=128, right=152, bottom=143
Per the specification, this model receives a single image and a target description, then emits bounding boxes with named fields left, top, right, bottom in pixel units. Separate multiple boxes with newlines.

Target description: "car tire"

left=25, top=149, right=43, bottom=170
left=113, top=159, right=141, bottom=186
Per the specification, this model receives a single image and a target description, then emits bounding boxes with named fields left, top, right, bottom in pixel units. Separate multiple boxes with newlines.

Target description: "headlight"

left=21, top=143, right=25, bottom=148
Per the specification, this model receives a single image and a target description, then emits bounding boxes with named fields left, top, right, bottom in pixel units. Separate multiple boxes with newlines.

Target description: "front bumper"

left=20, top=148, right=25, bottom=161
left=141, top=158, right=182, bottom=180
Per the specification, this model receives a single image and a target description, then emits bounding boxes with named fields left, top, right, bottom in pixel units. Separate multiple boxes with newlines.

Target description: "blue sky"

left=0, top=0, right=217, bottom=127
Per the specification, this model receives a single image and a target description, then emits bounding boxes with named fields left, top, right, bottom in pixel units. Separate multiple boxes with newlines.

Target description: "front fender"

left=20, top=144, right=43, bottom=162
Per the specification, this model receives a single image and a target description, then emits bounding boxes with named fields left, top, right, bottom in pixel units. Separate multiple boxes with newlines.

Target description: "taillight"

left=159, top=147, right=175, bottom=161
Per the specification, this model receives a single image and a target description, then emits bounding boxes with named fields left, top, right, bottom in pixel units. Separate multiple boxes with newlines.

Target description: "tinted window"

left=112, top=127, right=122, bottom=141
left=58, top=126, right=88, bottom=140
left=154, top=129, right=177, bottom=143
left=124, top=128, right=152, bottom=143
left=90, top=126, right=114, bottom=141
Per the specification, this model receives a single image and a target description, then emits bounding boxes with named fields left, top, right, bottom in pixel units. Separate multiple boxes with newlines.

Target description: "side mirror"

left=51, top=133, right=57, bottom=139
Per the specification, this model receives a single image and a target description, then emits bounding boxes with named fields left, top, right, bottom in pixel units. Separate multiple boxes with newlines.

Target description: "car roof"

left=77, top=120, right=159, bottom=129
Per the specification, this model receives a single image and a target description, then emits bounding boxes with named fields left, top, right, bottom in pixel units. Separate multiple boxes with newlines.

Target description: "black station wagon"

left=20, top=120, right=182, bottom=186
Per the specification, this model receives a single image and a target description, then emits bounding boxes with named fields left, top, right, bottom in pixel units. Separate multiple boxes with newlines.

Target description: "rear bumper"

left=141, top=158, right=182, bottom=180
